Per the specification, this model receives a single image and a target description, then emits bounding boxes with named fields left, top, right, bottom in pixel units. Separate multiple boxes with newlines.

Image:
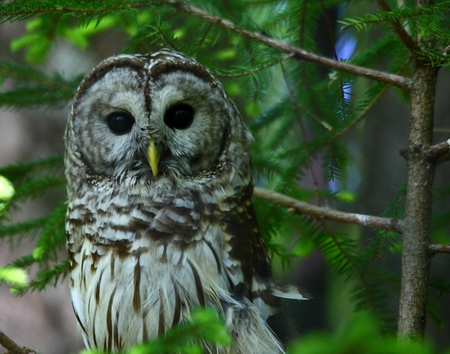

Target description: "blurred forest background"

left=0, top=1, right=449, bottom=353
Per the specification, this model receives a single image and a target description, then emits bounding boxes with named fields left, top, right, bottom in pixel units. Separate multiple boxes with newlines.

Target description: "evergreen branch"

left=0, top=215, right=50, bottom=240
left=15, top=261, right=70, bottom=295
left=33, top=201, right=67, bottom=261
left=0, top=331, right=41, bottom=354
left=0, top=62, right=79, bottom=89
left=253, top=187, right=402, bottom=232
left=213, top=54, right=294, bottom=78
left=154, top=19, right=180, bottom=51
left=0, top=1, right=152, bottom=23
left=293, top=101, right=333, bottom=131
left=0, top=155, right=63, bottom=179
left=375, top=0, right=419, bottom=58
left=280, top=61, right=320, bottom=205
left=333, top=58, right=411, bottom=140
left=430, top=277, right=450, bottom=294
left=166, top=0, right=412, bottom=90
left=13, top=177, right=65, bottom=200
left=196, top=21, right=213, bottom=52
left=335, top=84, right=391, bottom=138
left=429, top=244, right=450, bottom=255
left=0, top=87, right=75, bottom=109
left=341, top=2, right=450, bottom=31
left=8, top=255, right=36, bottom=269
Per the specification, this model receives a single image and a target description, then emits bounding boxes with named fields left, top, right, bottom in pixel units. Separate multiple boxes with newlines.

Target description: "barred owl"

left=65, top=50, right=307, bottom=353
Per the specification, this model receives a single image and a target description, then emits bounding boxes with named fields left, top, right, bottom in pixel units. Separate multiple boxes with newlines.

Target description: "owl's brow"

left=76, top=58, right=146, bottom=98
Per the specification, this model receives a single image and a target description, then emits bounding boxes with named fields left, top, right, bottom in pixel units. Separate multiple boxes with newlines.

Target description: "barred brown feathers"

left=64, top=50, right=308, bottom=353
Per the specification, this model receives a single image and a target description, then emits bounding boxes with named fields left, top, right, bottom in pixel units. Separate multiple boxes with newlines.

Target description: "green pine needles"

left=0, top=0, right=450, bottom=353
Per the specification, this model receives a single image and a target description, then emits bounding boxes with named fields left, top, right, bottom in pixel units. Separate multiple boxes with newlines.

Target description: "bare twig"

left=375, top=0, right=419, bottom=58
left=165, top=0, right=412, bottom=90
left=434, top=128, right=450, bottom=134
left=253, top=187, right=402, bottom=233
left=424, top=139, right=450, bottom=161
left=0, top=331, right=41, bottom=354
left=429, top=244, right=450, bottom=255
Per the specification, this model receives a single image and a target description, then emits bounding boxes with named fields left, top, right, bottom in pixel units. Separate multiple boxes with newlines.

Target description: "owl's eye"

left=164, top=103, right=195, bottom=130
left=106, top=112, right=135, bottom=135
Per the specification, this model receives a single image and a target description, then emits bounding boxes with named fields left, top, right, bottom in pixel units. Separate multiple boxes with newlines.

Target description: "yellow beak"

left=146, top=139, right=160, bottom=176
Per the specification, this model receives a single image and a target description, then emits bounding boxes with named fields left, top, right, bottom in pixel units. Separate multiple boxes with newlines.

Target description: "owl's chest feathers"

left=70, top=236, right=228, bottom=351
left=67, top=188, right=235, bottom=351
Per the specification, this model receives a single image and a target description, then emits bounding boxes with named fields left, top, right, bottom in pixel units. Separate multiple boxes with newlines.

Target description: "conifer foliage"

left=0, top=1, right=450, bottom=353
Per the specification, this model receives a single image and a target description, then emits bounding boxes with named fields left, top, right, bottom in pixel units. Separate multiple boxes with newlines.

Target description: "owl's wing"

left=221, top=183, right=308, bottom=343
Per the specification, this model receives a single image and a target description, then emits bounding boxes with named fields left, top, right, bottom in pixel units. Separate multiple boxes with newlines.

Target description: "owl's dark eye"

left=164, top=103, right=195, bottom=130
left=106, top=112, right=135, bottom=135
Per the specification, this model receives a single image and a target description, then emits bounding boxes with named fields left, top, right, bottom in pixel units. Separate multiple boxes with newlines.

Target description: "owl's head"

left=65, top=50, right=253, bottom=191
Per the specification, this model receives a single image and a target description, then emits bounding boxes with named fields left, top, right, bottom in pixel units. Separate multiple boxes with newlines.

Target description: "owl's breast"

left=66, top=193, right=228, bottom=352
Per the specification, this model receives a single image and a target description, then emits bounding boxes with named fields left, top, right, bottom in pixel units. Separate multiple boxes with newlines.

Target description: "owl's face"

left=66, top=51, right=250, bottom=186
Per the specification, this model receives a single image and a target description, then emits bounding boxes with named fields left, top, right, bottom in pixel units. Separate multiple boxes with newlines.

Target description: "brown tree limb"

left=424, top=139, right=450, bottom=161
left=0, top=331, right=41, bottom=354
left=165, top=0, right=412, bottom=90
left=429, top=244, right=450, bottom=255
left=375, top=0, right=419, bottom=58
left=253, top=187, right=402, bottom=233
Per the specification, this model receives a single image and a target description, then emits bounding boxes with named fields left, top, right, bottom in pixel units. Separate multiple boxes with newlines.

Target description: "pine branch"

left=213, top=54, right=294, bottom=78
left=375, top=0, right=419, bottom=58
left=334, top=83, right=391, bottom=139
left=341, top=2, right=450, bottom=31
left=0, top=331, right=41, bottom=354
left=429, top=244, right=450, bottom=255
left=253, top=187, right=402, bottom=232
left=165, top=0, right=412, bottom=90
left=0, top=1, right=151, bottom=23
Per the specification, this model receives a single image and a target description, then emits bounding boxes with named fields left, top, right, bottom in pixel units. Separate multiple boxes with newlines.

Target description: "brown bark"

left=398, top=64, right=439, bottom=338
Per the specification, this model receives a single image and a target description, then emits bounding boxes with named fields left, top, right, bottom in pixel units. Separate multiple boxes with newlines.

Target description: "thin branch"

left=434, top=128, right=450, bottom=134
left=333, top=58, right=411, bottom=139
left=253, top=187, right=402, bottom=233
left=293, top=101, right=333, bottom=131
left=196, top=21, right=213, bottom=52
left=429, top=244, right=450, bottom=255
left=335, top=83, right=391, bottom=138
left=213, top=54, right=294, bottom=78
left=0, top=331, right=41, bottom=354
left=280, top=61, right=320, bottom=206
left=0, top=3, right=149, bottom=18
left=375, top=0, right=419, bottom=58
left=165, top=0, right=412, bottom=90
left=424, top=139, right=450, bottom=161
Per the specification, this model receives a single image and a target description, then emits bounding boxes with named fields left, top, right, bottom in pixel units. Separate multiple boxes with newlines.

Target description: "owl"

left=65, top=49, right=307, bottom=353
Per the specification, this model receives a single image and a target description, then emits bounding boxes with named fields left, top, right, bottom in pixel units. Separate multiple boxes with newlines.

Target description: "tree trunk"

left=398, top=63, right=439, bottom=338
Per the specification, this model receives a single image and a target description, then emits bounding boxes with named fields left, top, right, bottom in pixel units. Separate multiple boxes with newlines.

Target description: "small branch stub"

left=0, top=331, right=42, bottom=354
left=429, top=244, right=450, bottom=255
left=425, top=139, right=450, bottom=161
